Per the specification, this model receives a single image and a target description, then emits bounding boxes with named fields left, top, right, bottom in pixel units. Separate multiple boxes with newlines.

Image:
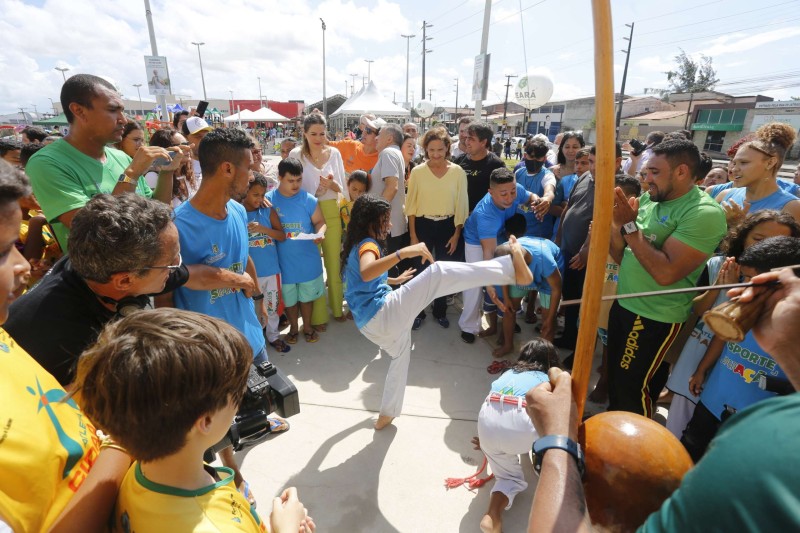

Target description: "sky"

left=2, top=0, right=800, bottom=116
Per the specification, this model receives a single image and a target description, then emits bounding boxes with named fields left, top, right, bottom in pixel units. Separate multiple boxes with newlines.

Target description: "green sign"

left=691, top=123, right=744, bottom=132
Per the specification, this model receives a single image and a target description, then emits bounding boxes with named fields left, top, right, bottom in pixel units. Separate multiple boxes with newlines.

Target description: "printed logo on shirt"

left=210, top=262, right=244, bottom=303
left=283, top=222, right=303, bottom=239
left=205, top=243, right=227, bottom=265
left=620, top=317, right=645, bottom=370
left=249, top=233, right=274, bottom=248
left=719, top=342, right=780, bottom=384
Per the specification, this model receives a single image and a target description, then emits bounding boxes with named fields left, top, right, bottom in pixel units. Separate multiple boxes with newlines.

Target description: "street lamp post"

left=191, top=41, right=207, bottom=100
left=54, top=67, right=69, bottom=82
left=400, top=34, right=415, bottom=107
left=48, top=98, right=57, bottom=115
left=364, top=59, right=374, bottom=84
left=257, top=76, right=263, bottom=107
left=349, top=73, right=358, bottom=96
left=229, top=90, right=234, bottom=114
left=453, top=78, right=459, bottom=127
left=133, top=84, right=144, bottom=118
left=321, top=19, right=327, bottom=121
left=30, top=104, right=38, bottom=118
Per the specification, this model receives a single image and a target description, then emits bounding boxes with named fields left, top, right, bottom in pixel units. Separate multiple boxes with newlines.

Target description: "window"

left=703, top=131, right=725, bottom=152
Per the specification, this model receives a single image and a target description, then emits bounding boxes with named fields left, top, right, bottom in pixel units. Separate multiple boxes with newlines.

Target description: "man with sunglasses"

left=329, top=113, right=382, bottom=176
left=5, top=193, right=257, bottom=387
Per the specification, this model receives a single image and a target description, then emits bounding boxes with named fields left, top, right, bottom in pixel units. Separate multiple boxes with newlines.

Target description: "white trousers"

left=458, top=243, right=487, bottom=334
left=361, top=256, right=516, bottom=417
left=666, top=394, right=696, bottom=440
left=257, top=274, right=280, bottom=343
left=477, top=397, right=539, bottom=509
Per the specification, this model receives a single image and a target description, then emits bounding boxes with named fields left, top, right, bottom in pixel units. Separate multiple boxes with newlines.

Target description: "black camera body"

left=207, top=361, right=299, bottom=455
left=629, top=138, right=647, bottom=156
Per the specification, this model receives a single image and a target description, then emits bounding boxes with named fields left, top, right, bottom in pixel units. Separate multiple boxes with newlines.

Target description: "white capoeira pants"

left=477, top=396, right=539, bottom=509
left=458, top=243, right=488, bottom=334
left=361, top=256, right=517, bottom=417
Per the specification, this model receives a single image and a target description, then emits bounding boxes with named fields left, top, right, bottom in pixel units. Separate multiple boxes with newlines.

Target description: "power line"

left=433, top=0, right=547, bottom=50
left=428, top=0, right=508, bottom=38
left=427, top=0, right=470, bottom=24
left=633, top=0, right=724, bottom=23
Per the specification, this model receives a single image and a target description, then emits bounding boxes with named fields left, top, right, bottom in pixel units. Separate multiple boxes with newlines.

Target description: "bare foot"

left=471, top=436, right=481, bottom=450
left=478, top=327, right=496, bottom=338
left=508, top=235, right=533, bottom=286
left=480, top=514, right=501, bottom=533
left=492, top=344, right=514, bottom=358
left=374, top=415, right=394, bottom=430
left=333, top=315, right=347, bottom=322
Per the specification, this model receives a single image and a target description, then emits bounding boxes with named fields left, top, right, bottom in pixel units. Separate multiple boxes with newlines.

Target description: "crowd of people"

left=1, top=71, right=799, bottom=532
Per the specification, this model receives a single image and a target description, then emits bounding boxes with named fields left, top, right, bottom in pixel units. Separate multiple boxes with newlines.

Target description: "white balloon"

left=415, top=99, right=435, bottom=118
left=514, top=74, right=555, bottom=110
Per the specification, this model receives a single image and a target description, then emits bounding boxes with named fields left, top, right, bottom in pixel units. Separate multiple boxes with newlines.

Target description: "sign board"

left=144, top=56, right=172, bottom=96
left=754, top=101, right=799, bottom=109
left=749, top=113, right=800, bottom=131
left=472, top=53, right=491, bottom=101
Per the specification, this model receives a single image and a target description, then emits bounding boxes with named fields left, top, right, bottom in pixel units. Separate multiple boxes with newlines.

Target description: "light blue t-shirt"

left=246, top=207, right=280, bottom=278
left=723, top=186, right=796, bottom=214
left=516, top=236, right=563, bottom=294
left=514, top=167, right=556, bottom=238
left=173, top=200, right=266, bottom=358
left=491, top=369, right=549, bottom=397
left=463, top=182, right=529, bottom=245
left=700, top=331, right=786, bottom=421
left=706, top=181, right=732, bottom=199
left=267, top=189, right=322, bottom=284
left=344, top=238, right=391, bottom=329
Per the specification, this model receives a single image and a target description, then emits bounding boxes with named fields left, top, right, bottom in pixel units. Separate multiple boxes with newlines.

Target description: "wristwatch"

left=118, top=172, right=138, bottom=185
left=532, top=435, right=585, bottom=478
left=620, top=220, right=639, bottom=236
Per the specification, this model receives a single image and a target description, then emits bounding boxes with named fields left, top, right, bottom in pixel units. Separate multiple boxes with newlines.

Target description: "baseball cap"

left=183, top=116, right=213, bottom=136
left=360, top=113, right=378, bottom=130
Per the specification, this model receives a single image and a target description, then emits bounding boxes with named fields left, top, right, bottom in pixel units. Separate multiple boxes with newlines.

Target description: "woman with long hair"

left=114, top=121, right=145, bottom=158
left=549, top=131, right=585, bottom=218
left=147, top=128, right=195, bottom=207
left=289, top=113, right=348, bottom=328
left=715, top=122, right=800, bottom=225
left=342, top=194, right=534, bottom=431
left=404, top=126, right=468, bottom=329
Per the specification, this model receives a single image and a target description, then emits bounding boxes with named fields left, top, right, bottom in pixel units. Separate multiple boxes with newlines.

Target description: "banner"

left=472, top=53, right=491, bottom=101
left=144, top=56, right=171, bottom=96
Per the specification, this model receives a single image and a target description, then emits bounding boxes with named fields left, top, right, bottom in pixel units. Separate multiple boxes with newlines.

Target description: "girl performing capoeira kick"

left=342, top=194, right=534, bottom=430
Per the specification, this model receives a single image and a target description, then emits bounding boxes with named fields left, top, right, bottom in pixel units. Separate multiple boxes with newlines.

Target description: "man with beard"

left=606, top=138, right=726, bottom=417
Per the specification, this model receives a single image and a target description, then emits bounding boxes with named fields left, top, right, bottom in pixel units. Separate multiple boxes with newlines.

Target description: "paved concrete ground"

left=231, top=296, right=604, bottom=532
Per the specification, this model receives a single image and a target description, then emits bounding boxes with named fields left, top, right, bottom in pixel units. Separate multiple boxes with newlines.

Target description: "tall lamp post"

left=364, top=59, right=374, bottom=84
left=257, top=76, right=263, bottom=107
left=401, top=34, right=415, bottom=108
left=321, top=19, right=327, bottom=121
left=48, top=98, right=57, bottom=115
left=191, top=41, right=207, bottom=100
left=132, top=84, right=144, bottom=118
left=453, top=77, right=459, bottom=127
left=54, top=67, right=69, bottom=82
left=349, top=73, right=358, bottom=96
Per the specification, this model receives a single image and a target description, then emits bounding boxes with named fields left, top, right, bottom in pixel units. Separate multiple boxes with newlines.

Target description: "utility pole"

left=48, top=97, right=57, bottom=115
left=502, top=74, right=518, bottom=136
left=229, top=90, right=234, bottom=114
left=364, top=59, right=374, bottom=84
left=18, top=108, right=28, bottom=125
left=191, top=42, right=207, bottom=100
left=401, top=34, right=415, bottom=107
left=321, top=19, right=327, bottom=121
left=133, top=83, right=144, bottom=118
left=30, top=104, right=38, bottom=118
left=453, top=78, right=459, bottom=126
left=349, top=73, right=358, bottom=95
left=421, top=21, right=433, bottom=98
left=615, top=22, right=634, bottom=134
left=257, top=76, right=263, bottom=107
left=143, top=0, right=168, bottom=121
left=474, top=0, right=492, bottom=121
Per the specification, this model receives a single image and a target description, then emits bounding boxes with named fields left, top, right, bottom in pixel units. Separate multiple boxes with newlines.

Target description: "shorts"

left=282, top=274, right=324, bottom=306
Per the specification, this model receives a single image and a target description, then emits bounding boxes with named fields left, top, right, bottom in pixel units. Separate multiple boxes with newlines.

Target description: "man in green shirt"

left=606, top=138, right=726, bottom=417
left=26, top=74, right=179, bottom=252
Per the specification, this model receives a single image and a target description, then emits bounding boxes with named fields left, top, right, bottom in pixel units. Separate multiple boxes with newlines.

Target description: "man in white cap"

left=182, top=116, right=214, bottom=184
left=329, top=113, right=382, bottom=175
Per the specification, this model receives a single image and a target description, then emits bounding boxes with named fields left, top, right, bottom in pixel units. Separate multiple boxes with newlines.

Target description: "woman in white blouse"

left=289, top=113, right=348, bottom=328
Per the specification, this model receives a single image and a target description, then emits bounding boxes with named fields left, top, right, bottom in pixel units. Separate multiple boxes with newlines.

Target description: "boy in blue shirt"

left=459, top=167, right=539, bottom=343
left=267, top=158, right=327, bottom=344
left=243, top=173, right=289, bottom=353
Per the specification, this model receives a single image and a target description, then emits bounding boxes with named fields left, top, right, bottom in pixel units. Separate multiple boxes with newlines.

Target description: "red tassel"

left=444, top=456, right=494, bottom=491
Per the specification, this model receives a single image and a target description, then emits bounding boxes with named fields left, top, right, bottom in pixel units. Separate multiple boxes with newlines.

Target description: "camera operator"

left=622, top=131, right=665, bottom=176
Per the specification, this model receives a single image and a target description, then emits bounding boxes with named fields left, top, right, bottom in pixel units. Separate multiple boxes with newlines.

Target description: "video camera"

left=629, top=138, right=647, bottom=156
left=207, top=361, right=299, bottom=455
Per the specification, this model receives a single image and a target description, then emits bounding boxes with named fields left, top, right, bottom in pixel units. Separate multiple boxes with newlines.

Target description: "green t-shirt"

left=617, top=186, right=725, bottom=323
left=26, top=139, right=153, bottom=252
left=640, top=394, right=800, bottom=532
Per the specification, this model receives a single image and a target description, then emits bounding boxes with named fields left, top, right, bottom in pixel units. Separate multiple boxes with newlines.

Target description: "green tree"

left=665, top=49, right=719, bottom=93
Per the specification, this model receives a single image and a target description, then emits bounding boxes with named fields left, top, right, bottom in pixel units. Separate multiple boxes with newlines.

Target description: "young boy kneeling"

left=74, top=308, right=313, bottom=533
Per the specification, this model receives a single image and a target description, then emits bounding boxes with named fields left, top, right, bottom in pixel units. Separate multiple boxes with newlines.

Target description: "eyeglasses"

left=251, top=149, right=262, bottom=154
left=140, top=253, right=183, bottom=272
left=180, top=141, right=191, bottom=146
left=364, top=128, right=378, bottom=135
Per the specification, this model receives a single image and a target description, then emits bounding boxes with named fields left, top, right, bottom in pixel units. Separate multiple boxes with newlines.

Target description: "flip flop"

left=487, top=360, right=513, bottom=375
left=312, top=324, right=327, bottom=333
left=270, top=339, right=291, bottom=353
left=304, top=329, right=319, bottom=343
left=285, top=332, right=299, bottom=345
left=238, top=480, right=257, bottom=509
left=267, top=416, right=290, bottom=435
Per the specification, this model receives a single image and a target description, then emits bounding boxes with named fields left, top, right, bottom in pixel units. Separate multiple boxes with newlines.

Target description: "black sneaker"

left=412, top=316, right=424, bottom=330
left=461, top=331, right=476, bottom=344
left=436, top=316, right=450, bottom=329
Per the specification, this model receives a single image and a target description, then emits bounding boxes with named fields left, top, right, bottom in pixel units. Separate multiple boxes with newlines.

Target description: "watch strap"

left=621, top=220, right=639, bottom=236
left=532, top=435, right=585, bottom=478
left=118, top=172, right=138, bottom=185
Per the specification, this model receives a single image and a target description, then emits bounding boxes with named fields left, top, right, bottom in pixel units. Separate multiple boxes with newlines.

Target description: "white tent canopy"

left=329, top=81, right=409, bottom=132
left=248, top=107, right=291, bottom=122
left=223, top=109, right=255, bottom=123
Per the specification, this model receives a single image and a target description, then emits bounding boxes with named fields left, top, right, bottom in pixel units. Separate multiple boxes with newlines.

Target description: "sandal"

left=265, top=416, right=290, bottom=439
left=303, top=329, right=319, bottom=343
left=487, top=360, right=513, bottom=375
left=312, top=324, right=327, bottom=333
left=238, top=480, right=257, bottom=509
left=269, top=339, right=291, bottom=353
left=285, top=332, right=299, bottom=345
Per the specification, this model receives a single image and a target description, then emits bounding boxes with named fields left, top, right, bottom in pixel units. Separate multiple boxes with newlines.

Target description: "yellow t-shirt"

left=114, top=463, right=266, bottom=533
left=0, top=328, right=101, bottom=532
left=339, top=196, right=354, bottom=231
left=404, top=163, right=469, bottom=227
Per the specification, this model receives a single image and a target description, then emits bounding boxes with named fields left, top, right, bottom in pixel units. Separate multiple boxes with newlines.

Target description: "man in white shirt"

left=372, top=123, right=407, bottom=277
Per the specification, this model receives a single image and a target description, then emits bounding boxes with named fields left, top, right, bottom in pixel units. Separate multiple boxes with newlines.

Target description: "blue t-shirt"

left=173, top=200, right=265, bottom=358
left=267, top=189, right=322, bottom=284
left=706, top=181, right=732, bottom=199
left=463, top=183, right=529, bottom=245
left=514, top=167, right=556, bottom=238
left=491, top=369, right=549, bottom=397
left=722, top=186, right=796, bottom=214
left=700, top=331, right=786, bottom=421
left=557, top=173, right=579, bottom=203
left=246, top=207, right=280, bottom=278
left=344, top=238, right=391, bottom=329
left=778, top=179, right=800, bottom=196
left=516, top=236, right=563, bottom=294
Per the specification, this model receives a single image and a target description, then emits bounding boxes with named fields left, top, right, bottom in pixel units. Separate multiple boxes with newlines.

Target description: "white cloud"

left=700, top=27, right=800, bottom=57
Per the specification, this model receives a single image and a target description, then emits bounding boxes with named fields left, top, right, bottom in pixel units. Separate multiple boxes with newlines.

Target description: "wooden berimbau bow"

left=571, top=3, right=693, bottom=529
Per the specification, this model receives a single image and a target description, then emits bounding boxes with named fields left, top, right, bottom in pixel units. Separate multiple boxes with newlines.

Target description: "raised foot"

left=374, top=415, right=395, bottom=430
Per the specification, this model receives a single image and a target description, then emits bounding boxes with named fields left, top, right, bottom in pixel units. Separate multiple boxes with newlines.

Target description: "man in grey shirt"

left=372, top=123, right=407, bottom=276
